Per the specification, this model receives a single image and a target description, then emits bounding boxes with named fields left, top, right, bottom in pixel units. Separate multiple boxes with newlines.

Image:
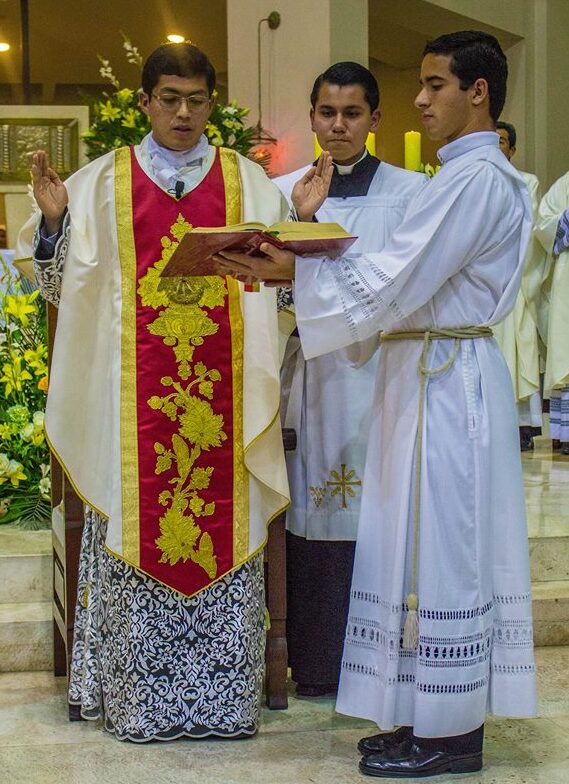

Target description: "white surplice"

left=493, top=170, right=542, bottom=426
left=275, top=160, right=425, bottom=540
left=294, top=132, right=537, bottom=737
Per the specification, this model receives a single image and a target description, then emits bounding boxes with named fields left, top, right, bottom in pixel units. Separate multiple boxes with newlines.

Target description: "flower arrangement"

left=0, top=259, right=51, bottom=528
left=82, top=36, right=255, bottom=161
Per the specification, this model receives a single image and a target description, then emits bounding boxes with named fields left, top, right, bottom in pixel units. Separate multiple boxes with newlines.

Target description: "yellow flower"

left=4, top=291, right=39, bottom=327
left=0, top=459, right=27, bottom=488
left=38, top=376, right=49, bottom=393
left=24, top=344, right=48, bottom=376
left=1, top=355, right=33, bottom=397
left=100, top=100, right=122, bottom=122
left=0, top=424, right=12, bottom=440
left=179, top=396, right=226, bottom=451
left=121, top=108, right=139, bottom=129
left=116, top=88, right=134, bottom=102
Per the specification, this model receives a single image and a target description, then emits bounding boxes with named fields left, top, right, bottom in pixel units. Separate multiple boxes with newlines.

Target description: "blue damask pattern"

left=68, top=509, right=266, bottom=741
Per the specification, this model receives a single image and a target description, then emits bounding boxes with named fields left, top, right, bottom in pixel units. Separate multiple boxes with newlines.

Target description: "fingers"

left=258, top=242, right=289, bottom=260
left=31, top=150, right=48, bottom=176
left=297, top=165, right=317, bottom=186
left=214, top=246, right=295, bottom=281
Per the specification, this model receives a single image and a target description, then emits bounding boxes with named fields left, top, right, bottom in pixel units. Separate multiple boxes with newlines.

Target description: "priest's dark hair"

left=496, top=120, right=516, bottom=148
left=310, top=62, right=380, bottom=112
left=141, top=42, right=216, bottom=97
left=423, top=31, right=507, bottom=122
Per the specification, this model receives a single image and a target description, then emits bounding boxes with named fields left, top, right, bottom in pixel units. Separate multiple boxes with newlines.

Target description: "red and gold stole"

left=114, top=146, right=249, bottom=597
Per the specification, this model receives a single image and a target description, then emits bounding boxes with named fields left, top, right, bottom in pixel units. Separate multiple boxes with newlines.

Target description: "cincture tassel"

left=403, top=592, right=419, bottom=650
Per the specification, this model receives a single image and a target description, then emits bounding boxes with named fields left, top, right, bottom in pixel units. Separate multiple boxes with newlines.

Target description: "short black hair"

left=496, top=121, right=516, bottom=148
left=310, top=61, right=379, bottom=112
left=423, top=31, right=507, bottom=122
left=141, top=43, right=216, bottom=97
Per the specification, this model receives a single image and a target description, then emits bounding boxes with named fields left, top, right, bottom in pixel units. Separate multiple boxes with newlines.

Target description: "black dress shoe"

left=358, top=726, right=413, bottom=757
left=561, top=442, right=569, bottom=456
left=359, top=743, right=482, bottom=778
left=295, top=682, right=337, bottom=697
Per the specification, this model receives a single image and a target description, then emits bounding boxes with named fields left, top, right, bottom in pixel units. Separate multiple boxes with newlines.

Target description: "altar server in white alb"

left=493, top=120, right=543, bottom=450
left=216, top=30, right=536, bottom=779
left=274, top=62, right=425, bottom=698
left=17, top=43, right=289, bottom=742
left=534, top=170, right=569, bottom=454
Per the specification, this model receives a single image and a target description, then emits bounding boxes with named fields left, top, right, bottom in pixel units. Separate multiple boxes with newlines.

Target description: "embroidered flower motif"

left=179, top=396, right=226, bottom=451
left=142, top=214, right=234, bottom=580
left=156, top=496, right=202, bottom=563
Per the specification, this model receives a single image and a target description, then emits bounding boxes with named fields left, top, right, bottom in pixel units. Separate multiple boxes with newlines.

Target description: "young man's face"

left=497, top=128, right=515, bottom=160
left=415, top=53, right=483, bottom=144
left=139, top=73, right=213, bottom=151
left=310, top=82, right=380, bottom=165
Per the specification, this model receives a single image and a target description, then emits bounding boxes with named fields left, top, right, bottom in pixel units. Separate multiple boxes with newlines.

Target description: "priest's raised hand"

left=291, top=150, right=333, bottom=221
left=31, top=150, right=68, bottom=235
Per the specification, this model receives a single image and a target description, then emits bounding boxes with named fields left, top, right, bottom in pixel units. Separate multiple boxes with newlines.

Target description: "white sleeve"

left=295, top=163, right=522, bottom=358
left=535, top=174, right=569, bottom=254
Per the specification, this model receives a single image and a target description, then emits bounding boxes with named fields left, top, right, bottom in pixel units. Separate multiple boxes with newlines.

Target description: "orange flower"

left=37, top=376, right=49, bottom=392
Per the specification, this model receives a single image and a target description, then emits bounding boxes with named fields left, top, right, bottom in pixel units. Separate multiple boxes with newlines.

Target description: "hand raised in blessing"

left=31, top=151, right=68, bottom=235
left=291, top=151, right=333, bottom=222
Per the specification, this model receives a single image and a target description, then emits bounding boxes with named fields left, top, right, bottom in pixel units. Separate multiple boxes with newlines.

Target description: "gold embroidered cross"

left=326, top=464, right=362, bottom=509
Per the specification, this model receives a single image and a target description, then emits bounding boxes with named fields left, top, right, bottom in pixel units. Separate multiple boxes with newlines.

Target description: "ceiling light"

left=0, top=42, right=10, bottom=52
left=167, top=34, right=185, bottom=44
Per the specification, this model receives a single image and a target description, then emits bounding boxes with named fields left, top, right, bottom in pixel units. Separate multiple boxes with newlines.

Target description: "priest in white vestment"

left=493, top=121, right=543, bottom=450
left=17, top=43, right=289, bottom=742
left=216, top=31, right=536, bottom=779
left=534, top=170, right=569, bottom=454
left=275, top=62, right=426, bottom=697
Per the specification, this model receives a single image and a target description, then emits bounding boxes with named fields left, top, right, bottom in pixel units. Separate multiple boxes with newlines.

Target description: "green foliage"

left=0, top=260, right=51, bottom=528
left=82, top=37, right=255, bottom=160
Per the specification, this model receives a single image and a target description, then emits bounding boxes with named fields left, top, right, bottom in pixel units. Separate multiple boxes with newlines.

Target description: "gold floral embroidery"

left=140, top=215, right=231, bottom=578
left=326, top=464, right=362, bottom=509
left=309, top=486, right=327, bottom=507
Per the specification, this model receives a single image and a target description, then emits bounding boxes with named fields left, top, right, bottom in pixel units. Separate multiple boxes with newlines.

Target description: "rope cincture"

left=379, top=326, right=494, bottom=650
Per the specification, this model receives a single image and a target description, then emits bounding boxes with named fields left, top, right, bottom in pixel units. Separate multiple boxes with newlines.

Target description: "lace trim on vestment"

left=32, top=214, right=70, bottom=307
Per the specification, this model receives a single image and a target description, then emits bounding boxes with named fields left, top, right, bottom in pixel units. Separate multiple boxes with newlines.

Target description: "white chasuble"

left=294, top=132, right=537, bottom=737
left=275, top=160, right=425, bottom=540
left=17, top=144, right=290, bottom=596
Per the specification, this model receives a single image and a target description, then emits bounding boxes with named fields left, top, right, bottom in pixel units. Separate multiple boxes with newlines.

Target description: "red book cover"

left=160, top=223, right=357, bottom=278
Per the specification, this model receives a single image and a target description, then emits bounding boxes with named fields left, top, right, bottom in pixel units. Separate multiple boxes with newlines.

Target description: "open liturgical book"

left=160, top=221, right=357, bottom=277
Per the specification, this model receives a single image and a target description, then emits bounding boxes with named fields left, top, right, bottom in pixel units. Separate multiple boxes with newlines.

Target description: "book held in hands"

left=160, top=221, right=357, bottom=278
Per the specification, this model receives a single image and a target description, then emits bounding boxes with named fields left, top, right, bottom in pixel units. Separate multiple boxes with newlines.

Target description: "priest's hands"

left=31, top=151, right=68, bottom=235
left=291, top=151, right=333, bottom=221
left=215, top=243, right=296, bottom=285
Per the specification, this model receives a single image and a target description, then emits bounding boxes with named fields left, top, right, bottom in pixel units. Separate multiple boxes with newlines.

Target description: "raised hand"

left=31, top=151, right=68, bottom=234
left=291, top=150, right=334, bottom=221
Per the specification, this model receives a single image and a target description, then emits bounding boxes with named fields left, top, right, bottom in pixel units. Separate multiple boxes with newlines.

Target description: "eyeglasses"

left=151, top=92, right=211, bottom=113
